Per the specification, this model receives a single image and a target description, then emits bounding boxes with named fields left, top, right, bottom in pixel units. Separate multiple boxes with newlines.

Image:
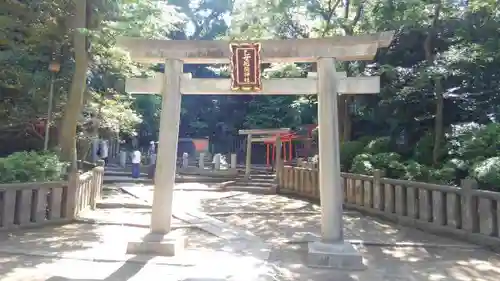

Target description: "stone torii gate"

left=119, top=32, right=393, bottom=269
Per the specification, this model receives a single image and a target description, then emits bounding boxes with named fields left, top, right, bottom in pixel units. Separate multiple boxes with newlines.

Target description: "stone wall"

left=277, top=165, right=500, bottom=249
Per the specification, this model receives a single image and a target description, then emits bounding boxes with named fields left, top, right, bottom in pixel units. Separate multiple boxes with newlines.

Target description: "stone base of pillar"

left=307, top=241, right=365, bottom=270
left=126, top=232, right=186, bottom=256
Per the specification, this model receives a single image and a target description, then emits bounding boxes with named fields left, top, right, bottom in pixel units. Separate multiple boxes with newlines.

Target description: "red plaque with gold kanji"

left=230, top=43, right=262, bottom=92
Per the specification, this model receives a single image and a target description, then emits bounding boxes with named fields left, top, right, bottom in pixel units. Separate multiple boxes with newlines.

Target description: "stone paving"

left=0, top=186, right=274, bottom=281
left=0, top=183, right=499, bottom=280
left=200, top=193, right=500, bottom=281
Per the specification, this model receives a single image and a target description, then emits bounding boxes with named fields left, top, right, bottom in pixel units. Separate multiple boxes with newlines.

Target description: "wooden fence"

left=0, top=164, right=105, bottom=231
left=278, top=165, right=500, bottom=248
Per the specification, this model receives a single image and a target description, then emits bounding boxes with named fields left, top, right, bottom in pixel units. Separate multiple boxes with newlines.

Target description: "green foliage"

left=350, top=153, right=374, bottom=175
left=84, top=92, right=142, bottom=136
left=454, top=123, right=500, bottom=162
left=340, top=141, right=366, bottom=171
left=356, top=136, right=376, bottom=146
left=404, top=160, right=430, bottom=181
left=2, top=0, right=500, bottom=191
left=364, top=137, right=391, bottom=154
left=370, top=152, right=405, bottom=178
left=371, top=153, right=401, bottom=168
left=0, top=151, right=67, bottom=183
left=470, top=157, right=500, bottom=190
left=413, top=133, right=435, bottom=166
left=444, top=158, right=468, bottom=172
left=387, top=161, right=408, bottom=180
left=0, top=0, right=183, bottom=154
left=428, top=167, right=457, bottom=185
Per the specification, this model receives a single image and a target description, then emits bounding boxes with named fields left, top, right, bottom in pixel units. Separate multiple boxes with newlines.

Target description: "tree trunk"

left=432, top=77, right=444, bottom=165
left=342, top=96, right=353, bottom=141
left=339, top=0, right=365, bottom=142
left=338, top=96, right=346, bottom=142
left=58, top=0, right=88, bottom=167
left=424, top=1, right=443, bottom=165
left=340, top=60, right=353, bottom=142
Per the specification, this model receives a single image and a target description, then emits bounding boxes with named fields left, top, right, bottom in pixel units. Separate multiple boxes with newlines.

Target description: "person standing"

left=131, top=148, right=142, bottom=179
left=148, top=141, right=156, bottom=163
left=147, top=141, right=157, bottom=179
left=131, top=136, right=138, bottom=149
left=148, top=151, right=157, bottom=180
left=100, top=139, right=109, bottom=165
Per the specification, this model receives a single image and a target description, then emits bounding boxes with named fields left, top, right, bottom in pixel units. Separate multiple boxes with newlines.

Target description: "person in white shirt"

left=148, top=141, right=157, bottom=165
left=131, top=149, right=141, bottom=178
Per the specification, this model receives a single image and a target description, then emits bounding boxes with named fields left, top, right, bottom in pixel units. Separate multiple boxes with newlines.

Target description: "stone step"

left=237, top=170, right=274, bottom=175
left=245, top=174, right=276, bottom=179
left=105, top=171, right=148, bottom=177
left=235, top=179, right=275, bottom=185
left=103, top=176, right=152, bottom=183
left=223, top=185, right=276, bottom=194
left=103, top=175, right=242, bottom=184
left=105, top=165, right=149, bottom=173
left=233, top=177, right=275, bottom=184
left=235, top=174, right=275, bottom=178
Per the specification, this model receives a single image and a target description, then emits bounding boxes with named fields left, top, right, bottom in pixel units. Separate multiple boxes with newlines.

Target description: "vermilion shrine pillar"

left=244, top=134, right=252, bottom=178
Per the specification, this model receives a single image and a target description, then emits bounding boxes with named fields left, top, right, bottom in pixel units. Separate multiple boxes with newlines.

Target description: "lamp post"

left=43, top=59, right=61, bottom=150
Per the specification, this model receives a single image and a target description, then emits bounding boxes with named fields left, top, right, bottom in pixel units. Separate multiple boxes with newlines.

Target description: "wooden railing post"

left=293, top=167, right=299, bottom=192
left=461, top=179, right=479, bottom=233
left=90, top=160, right=105, bottom=209
left=372, top=169, right=385, bottom=211
left=63, top=167, right=79, bottom=219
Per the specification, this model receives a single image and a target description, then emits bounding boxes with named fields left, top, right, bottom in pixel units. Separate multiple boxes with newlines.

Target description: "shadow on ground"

left=43, top=256, right=153, bottom=281
left=0, top=223, right=101, bottom=279
left=201, top=193, right=500, bottom=281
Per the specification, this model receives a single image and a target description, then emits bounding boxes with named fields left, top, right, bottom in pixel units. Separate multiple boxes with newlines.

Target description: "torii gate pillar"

left=305, top=58, right=364, bottom=269
left=126, top=59, right=186, bottom=256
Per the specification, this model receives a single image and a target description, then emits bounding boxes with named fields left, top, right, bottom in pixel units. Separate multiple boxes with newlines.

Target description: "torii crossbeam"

left=125, top=72, right=379, bottom=95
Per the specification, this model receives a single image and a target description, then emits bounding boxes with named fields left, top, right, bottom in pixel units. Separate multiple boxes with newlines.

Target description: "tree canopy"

left=2, top=0, right=500, bottom=188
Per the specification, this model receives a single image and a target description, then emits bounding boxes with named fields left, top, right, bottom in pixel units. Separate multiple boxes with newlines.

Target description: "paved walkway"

left=115, top=183, right=500, bottom=281
left=199, top=193, right=500, bottom=281
left=0, top=183, right=499, bottom=281
left=0, top=186, right=273, bottom=281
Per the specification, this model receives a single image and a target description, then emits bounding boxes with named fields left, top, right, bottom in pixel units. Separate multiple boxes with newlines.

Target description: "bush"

left=364, top=137, right=391, bottom=154
left=0, top=151, right=67, bottom=183
left=470, top=157, right=500, bottom=190
left=444, top=158, right=468, bottom=171
left=370, top=152, right=401, bottom=169
left=428, top=167, right=457, bottom=185
left=443, top=158, right=469, bottom=182
left=370, top=152, right=405, bottom=178
left=340, top=141, right=366, bottom=171
left=454, top=123, right=500, bottom=161
left=413, top=133, right=434, bottom=165
left=350, top=153, right=374, bottom=175
left=387, top=160, right=407, bottom=179
left=404, top=160, right=430, bottom=181
left=356, top=136, right=375, bottom=146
